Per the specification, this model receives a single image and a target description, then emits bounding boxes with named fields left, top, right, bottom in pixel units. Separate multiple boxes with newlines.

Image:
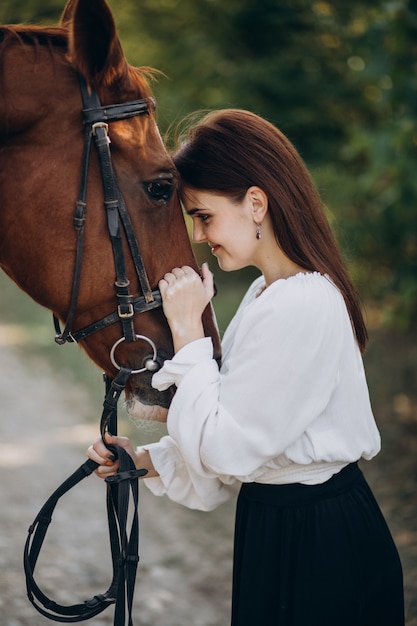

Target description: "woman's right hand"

left=158, top=263, right=214, bottom=353
left=87, top=433, right=159, bottom=479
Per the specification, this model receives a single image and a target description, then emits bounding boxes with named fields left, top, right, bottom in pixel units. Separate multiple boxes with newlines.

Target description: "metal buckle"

left=92, top=121, right=109, bottom=136
left=118, top=303, right=134, bottom=319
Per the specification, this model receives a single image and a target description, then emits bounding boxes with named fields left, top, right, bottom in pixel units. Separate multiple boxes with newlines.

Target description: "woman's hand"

left=87, top=433, right=158, bottom=479
left=159, top=263, right=214, bottom=352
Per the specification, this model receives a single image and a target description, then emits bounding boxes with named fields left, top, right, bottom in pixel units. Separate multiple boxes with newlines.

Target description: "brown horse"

left=0, top=0, right=221, bottom=422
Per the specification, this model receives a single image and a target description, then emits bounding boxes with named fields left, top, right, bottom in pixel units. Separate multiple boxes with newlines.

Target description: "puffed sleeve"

left=142, top=338, right=240, bottom=510
left=151, top=274, right=345, bottom=483
left=143, top=435, right=239, bottom=511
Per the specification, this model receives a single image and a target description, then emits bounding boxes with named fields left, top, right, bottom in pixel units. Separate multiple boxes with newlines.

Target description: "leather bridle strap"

left=28, top=77, right=164, bottom=625
left=63, top=291, right=162, bottom=343
left=24, top=369, right=147, bottom=624
left=53, top=112, right=93, bottom=345
left=54, top=74, right=160, bottom=345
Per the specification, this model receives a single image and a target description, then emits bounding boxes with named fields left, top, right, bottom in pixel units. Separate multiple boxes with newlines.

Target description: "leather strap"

left=24, top=371, right=147, bottom=625
left=55, top=290, right=162, bottom=343
left=54, top=74, right=159, bottom=345
left=82, top=98, right=155, bottom=124
left=53, top=118, right=93, bottom=345
left=36, top=72, right=161, bottom=626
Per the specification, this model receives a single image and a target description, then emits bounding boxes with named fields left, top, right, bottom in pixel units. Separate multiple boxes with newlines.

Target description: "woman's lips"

left=210, top=244, right=220, bottom=254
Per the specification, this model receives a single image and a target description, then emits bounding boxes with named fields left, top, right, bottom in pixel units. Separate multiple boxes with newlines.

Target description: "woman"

left=88, top=110, right=404, bottom=625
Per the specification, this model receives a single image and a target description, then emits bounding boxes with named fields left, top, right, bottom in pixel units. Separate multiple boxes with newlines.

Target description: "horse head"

left=0, top=0, right=221, bottom=422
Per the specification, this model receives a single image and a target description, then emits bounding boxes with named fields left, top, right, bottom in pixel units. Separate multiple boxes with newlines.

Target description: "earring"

left=255, top=222, right=262, bottom=240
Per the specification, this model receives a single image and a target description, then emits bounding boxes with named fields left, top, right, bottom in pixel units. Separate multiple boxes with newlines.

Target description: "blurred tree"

left=0, top=0, right=387, bottom=161
left=0, top=0, right=63, bottom=24
left=1, top=0, right=415, bottom=328
left=116, top=0, right=417, bottom=328
left=333, top=1, right=417, bottom=328
left=117, top=0, right=376, bottom=162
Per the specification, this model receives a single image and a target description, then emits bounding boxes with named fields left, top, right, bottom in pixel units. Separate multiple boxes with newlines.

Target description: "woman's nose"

left=192, top=222, right=206, bottom=243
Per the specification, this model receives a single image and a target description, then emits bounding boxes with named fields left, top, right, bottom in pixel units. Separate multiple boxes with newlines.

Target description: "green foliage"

left=336, top=1, right=417, bottom=328
left=0, top=0, right=63, bottom=24
left=1, top=0, right=416, bottom=329
left=110, top=0, right=377, bottom=160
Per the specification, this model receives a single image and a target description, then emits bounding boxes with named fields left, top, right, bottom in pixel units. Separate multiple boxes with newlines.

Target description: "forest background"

left=1, top=0, right=416, bottom=333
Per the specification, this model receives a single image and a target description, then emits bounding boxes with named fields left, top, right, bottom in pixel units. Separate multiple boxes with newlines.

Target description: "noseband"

left=24, top=74, right=164, bottom=625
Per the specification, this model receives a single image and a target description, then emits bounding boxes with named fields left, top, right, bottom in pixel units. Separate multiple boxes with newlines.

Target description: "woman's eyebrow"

left=185, top=207, right=206, bottom=216
left=180, top=200, right=199, bottom=216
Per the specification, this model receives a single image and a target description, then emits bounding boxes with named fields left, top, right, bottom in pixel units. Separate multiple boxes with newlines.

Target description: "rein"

left=24, top=73, right=161, bottom=625
left=24, top=369, right=146, bottom=624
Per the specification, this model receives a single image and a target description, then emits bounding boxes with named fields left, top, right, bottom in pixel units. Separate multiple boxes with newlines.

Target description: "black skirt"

left=232, top=463, right=404, bottom=626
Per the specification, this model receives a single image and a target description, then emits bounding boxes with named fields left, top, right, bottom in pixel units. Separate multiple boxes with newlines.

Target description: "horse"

left=0, top=0, right=221, bottom=424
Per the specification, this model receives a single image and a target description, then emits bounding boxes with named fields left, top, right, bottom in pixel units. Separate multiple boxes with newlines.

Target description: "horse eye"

left=143, top=179, right=174, bottom=203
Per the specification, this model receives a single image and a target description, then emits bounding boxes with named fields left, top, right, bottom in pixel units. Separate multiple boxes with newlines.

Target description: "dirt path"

left=0, top=346, right=234, bottom=626
left=0, top=343, right=415, bottom=625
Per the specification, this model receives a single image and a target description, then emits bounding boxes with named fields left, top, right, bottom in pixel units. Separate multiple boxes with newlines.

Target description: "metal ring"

left=110, top=334, right=158, bottom=375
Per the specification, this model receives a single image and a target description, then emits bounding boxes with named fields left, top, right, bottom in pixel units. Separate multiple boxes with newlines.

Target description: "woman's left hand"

left=159, top=263, right=214, bottom=352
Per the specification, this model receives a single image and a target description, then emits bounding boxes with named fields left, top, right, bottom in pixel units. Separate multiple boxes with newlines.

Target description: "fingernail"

left=105, top=460, right=114, bottom=467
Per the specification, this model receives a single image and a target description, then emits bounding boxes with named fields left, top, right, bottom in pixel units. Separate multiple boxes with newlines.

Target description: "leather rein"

left=24, top=74, right=163, bottom=625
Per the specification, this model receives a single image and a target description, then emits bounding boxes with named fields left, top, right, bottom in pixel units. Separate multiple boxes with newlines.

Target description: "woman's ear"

left=247, top=186, right=269, bottom=223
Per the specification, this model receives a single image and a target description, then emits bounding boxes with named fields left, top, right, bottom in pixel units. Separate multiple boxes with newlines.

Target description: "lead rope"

left=23, top=368, right=147, bottom=624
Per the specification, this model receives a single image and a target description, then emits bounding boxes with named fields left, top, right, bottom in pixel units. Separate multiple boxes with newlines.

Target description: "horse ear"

left=67, top=0, right=128, bottom=88
left=60, top=0, right=77, bottom=26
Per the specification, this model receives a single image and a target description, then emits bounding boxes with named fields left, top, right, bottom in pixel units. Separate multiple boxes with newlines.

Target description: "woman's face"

left=182, top=187, right=260, bottom=271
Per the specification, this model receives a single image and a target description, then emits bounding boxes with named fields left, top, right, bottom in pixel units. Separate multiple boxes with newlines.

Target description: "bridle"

left=24, top=74, right=165, bottom=625
left=54, top=74, right=163, bottom=360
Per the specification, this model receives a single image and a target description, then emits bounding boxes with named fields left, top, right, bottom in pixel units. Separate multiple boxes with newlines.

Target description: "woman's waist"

left=239, top=462, right=364, bottom=505
left=248, top=460, right=351, bottom=486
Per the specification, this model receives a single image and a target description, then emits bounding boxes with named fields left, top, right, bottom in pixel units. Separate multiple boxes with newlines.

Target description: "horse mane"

left=0, top=23, right=160, bottom=100
left=0, top=24, right=68, bottom=51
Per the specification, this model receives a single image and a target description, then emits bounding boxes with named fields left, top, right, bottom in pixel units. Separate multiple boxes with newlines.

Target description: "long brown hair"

left=173, top=109, right=368, bottom=351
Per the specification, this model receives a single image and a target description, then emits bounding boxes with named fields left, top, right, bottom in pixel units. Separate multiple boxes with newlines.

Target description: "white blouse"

left=141, top=272, right=380, bottom=511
